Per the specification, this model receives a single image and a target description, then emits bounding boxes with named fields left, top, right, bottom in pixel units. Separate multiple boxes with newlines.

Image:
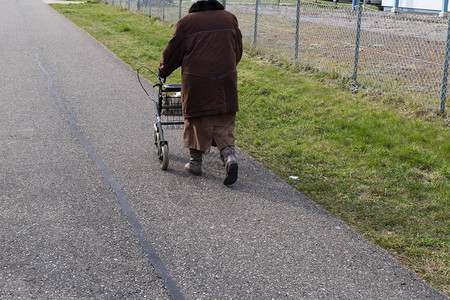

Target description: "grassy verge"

left=52, top=2, right=449, bottom=295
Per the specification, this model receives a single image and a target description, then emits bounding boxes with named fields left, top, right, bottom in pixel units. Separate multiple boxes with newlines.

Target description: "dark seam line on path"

left=15, top=0, right=27, bottom=21
left=35, top=53, right=185, bottom=300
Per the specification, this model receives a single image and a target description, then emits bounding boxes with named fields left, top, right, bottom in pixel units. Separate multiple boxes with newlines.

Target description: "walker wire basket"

left=159, top=84, right=183, bottom=129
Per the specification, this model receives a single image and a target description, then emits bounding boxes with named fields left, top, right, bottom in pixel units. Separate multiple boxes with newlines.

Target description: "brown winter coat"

left=158, top=0, right=243, bottom=118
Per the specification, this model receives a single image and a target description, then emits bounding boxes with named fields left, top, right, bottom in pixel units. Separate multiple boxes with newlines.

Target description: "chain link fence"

left=104, top=0, right=450, bottom=113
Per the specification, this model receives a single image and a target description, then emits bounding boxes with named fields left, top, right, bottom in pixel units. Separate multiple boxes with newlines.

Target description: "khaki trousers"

left=183, top=112, right=236, bottom=152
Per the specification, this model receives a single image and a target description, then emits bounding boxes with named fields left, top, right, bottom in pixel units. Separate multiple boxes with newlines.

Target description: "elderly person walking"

left=158, top=0, right=243, bottom=185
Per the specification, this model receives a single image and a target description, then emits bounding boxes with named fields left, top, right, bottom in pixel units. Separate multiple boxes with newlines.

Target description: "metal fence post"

left=162, top=0, right=166, bottom=21
left=179, top=0, right=182, bottom=19
left=128, top=0, right=130, bottom=11
left=148, top=0, right=152, bottom=17
left=295, top=0, right=300, bottom=60
left=137, top=0, right=140, bottom=11
left=223, top=0, right=226, bottom=9
left=353, top=3, right=362, bottom=83
left=253, top=0, right=259, bottom=46
left=440, top=14, right=450, bottom=113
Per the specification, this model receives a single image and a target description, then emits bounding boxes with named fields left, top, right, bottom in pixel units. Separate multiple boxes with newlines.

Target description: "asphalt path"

left=0, top=0, right=446, bottom=299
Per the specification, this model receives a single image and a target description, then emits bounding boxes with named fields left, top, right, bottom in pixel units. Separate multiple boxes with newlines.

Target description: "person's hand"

left=158, top=76, right=166, bottom=84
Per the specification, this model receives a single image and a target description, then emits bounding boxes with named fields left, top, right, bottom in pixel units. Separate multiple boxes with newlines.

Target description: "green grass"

left=52, top=2, right=449, bottom=296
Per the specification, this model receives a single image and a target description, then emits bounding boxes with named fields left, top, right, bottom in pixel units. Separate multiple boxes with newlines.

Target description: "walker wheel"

left=160, top=144, right=169, bottom=170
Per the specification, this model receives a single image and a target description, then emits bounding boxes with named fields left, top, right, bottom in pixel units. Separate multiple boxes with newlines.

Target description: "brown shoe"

left=185, top=149, right=202, bottom=176
left=220, top=146, right=238, bottom=185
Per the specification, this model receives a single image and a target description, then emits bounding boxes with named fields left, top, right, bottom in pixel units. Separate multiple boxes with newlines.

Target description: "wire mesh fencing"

left=103, top=0, right=450, bottom=113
